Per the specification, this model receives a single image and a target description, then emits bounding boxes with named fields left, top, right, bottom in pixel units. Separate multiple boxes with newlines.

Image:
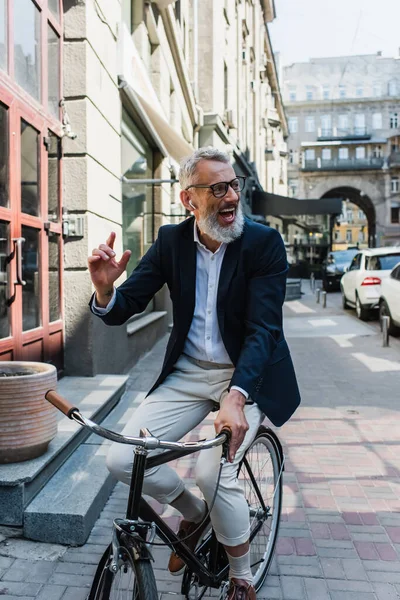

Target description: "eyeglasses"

left=185, top=176, right=247, bottom=199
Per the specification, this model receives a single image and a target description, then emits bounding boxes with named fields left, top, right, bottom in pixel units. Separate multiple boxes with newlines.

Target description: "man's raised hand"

left=88, top=232, right=131, bottom=305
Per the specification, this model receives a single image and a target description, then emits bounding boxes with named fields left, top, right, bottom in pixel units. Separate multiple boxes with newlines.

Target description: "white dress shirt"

left=92, top=222, right=248, bottom=398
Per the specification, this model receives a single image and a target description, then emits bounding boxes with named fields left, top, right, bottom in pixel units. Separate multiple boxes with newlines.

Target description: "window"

left=358, top=210, right=365, bottom=219
left=322, top=148, right=331, bottom=160
left=289, top=86, right=296, bottom=102
left=372, top=113, right=382, bottom=130
left=346, top=230, right=352, bottom=242
left=305, top=116, right=315, bottom=133
left=3, top=0, right=62, bottom=114
left=306, top=86, right=314, bottom=101
left=122, top=0, right=132, bottom=30
left=14, top=0, right=42, bottom=101
left=321, top=114, right=332, bottom=135
left=48, top=0, right=60, bottom=19
left=373, top=83, right=382, bottom=97
left=356, top=147, right=366, bottom=160
left=0, top=104, right=7, bottom=208
left=0, top=0, right=6, bottom=71
left=390, top=113, right=399, bottom=129
left=367, top=254, right=400, bottom=270
left=354, top=114, right=365, bottom=135
left=349, top=254, right=361, bottom=270
left=121, top=108, right=154, bottom=268
left=373, top=145, right=383, bottom=158
left=288, top=117, right=298, bottom=133
left=21, top=120, right=40, bottom=216
left=48, top=24, right=60, bottom=118
left=358, top=231, right=364, bottom=243
left=391, top=177, right=400, bottom=193
left=356, top=85, right=363, bottom=97
left=322, top=85, right=330, bottom=100
left=338, top=114, right=349, bottom=133
left=391, top=204, right=400, bottom=223
left=389, top=80, right=398, bottom=97
left=305, top=149, right=315, bottom=161
left=47, top=131, right=61, bottom=222
left=288, top=179, right=298, bottom=197
left=339, top=147, right=349, bottom=160
left=339, top=85, right=346, bottom=98
left=289, top=150, right=294, bottom=164
left=334, top=231, right=340, bottom=241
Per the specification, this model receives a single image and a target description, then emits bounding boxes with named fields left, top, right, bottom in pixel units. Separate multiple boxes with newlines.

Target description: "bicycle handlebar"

left=45, top=389, right=230, bottom=451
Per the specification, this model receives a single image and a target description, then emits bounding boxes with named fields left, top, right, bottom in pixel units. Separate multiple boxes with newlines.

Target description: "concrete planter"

left=0, top=362, right=57, bottom=464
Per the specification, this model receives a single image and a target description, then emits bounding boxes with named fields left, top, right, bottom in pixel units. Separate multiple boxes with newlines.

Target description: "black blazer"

left=90, top=217, right=301, bottom=427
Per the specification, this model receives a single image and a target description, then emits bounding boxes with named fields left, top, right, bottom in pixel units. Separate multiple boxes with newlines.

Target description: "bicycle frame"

left=113, top=442, right=229, bottom=589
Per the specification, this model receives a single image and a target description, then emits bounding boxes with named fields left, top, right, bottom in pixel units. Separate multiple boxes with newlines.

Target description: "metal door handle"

left=12, top=237, right=26, bottom=286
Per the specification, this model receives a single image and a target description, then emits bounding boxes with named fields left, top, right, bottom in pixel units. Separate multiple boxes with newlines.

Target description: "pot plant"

left=0, top=362, right=58, bottom=463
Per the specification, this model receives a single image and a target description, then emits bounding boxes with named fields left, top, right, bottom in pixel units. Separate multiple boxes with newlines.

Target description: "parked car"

left=322, top=249, right=359, bottom=291
left=340, top=247, right=400, bottom=321
left=379, top=262, right=400, bottom=336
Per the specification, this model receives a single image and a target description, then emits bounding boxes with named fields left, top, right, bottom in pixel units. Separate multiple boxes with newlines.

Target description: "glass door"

left=0, top=90, right=63, bottom=368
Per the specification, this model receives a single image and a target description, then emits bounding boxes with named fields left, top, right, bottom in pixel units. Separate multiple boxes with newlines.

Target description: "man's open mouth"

left=218, top=206, right=237, bottom=225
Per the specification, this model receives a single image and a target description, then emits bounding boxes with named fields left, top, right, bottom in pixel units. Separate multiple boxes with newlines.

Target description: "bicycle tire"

left=238, top=425, right=283, bottom=591
left=88, top=542, right=158, bottom=600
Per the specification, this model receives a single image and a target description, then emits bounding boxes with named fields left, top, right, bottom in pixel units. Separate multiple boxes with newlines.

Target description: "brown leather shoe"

left=168, top=513, right=211, bottom=575
left=226, top=578, right=256, bottom=600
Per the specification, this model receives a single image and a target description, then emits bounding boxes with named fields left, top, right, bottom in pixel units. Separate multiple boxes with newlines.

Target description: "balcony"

left=302, top=157, right=385, bottom=172
left=317, top=127, right=371, bottom=142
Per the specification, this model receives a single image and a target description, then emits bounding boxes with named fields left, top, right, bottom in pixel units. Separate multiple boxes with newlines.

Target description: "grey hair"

left=179, top=147, right=231, bottom=189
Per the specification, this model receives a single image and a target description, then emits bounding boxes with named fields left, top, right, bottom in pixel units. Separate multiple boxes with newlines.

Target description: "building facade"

left=332, top=201, right=369, bottom=251
left=283, top=53, right=400, bottom=249
left=0, top=0, right=288, bottom=376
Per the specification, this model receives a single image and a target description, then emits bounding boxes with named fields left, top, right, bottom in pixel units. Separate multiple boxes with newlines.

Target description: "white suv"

left=340, top=247, right=400, bottom=321
left=379, top=262, right=400, bottom=336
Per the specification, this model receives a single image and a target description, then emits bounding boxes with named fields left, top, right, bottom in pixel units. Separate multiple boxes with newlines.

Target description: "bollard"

left=382, top=315, right=390, bottom=347
left=316, top=288, right=321, bottom=304
left=322, top=291, right=327, bottom=308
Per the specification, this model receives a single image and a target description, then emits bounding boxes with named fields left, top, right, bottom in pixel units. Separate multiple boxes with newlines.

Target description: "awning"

left=252, top=191, right=342, bottom=216
left=119, top=24, right=193, bottom=164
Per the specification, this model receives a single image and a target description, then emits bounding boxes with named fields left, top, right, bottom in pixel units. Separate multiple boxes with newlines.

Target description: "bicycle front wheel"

left=238, top=425, right=283, bottom=591
left=88, top=542, right=158, bottom=600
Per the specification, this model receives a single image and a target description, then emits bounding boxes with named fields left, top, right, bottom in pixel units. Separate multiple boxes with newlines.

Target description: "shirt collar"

left=193, top=220, right=225, bottom=254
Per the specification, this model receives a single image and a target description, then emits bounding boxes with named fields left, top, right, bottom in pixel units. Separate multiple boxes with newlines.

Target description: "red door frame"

left=0, top=0, right=64, bottom=367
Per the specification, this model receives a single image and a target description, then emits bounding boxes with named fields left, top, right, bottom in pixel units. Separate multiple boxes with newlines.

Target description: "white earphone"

left=189, top=200, right=197, bottom=210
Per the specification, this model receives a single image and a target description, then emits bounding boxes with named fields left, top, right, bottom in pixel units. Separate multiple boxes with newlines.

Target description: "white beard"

left=197, top=203, right=245, bottom=244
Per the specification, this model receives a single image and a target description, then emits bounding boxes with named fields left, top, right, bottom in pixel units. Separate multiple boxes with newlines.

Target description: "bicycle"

left=45, top=390, right=284, bottom=600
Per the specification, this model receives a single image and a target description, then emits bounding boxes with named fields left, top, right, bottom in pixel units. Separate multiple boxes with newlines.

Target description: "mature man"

left=88, top=147, right=301, bottom=600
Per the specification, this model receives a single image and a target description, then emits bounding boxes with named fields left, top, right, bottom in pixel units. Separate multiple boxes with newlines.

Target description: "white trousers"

left=106, top=355, right=263, bottom=546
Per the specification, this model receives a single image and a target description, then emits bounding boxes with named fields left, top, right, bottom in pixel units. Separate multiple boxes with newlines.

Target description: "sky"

left=269, top=0, right=400, bottom=67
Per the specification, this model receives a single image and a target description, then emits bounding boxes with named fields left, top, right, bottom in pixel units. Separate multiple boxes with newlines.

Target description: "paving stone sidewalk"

left=1, top=283, right=400, bottom=599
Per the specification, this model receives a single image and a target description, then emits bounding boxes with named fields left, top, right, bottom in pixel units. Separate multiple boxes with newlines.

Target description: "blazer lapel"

left=217, top=234, right=242, bottom=335
left=179, top=218, right=197, bottom=335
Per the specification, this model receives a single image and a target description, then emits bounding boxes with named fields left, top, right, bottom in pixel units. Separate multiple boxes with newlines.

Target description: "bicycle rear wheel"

left=88, top=542, right=158, bottom=600
left=238, top=425, right=283, bottom=591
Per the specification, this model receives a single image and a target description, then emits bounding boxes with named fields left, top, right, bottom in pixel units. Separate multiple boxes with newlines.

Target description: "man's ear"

left=180, top=189, right=191, bottom=211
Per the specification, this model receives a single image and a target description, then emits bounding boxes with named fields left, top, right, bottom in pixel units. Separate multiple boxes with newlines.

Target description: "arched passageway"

left=321, top=187, right=376, bottom=247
